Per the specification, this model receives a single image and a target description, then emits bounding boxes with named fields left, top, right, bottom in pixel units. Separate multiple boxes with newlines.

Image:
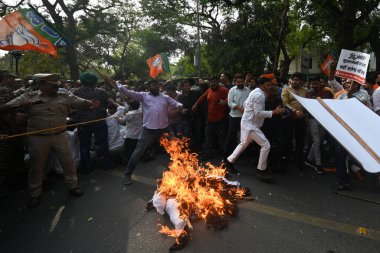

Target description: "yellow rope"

left=1, top=56, right=125, bottom=141
left=0, top=115, right=116, bottom=140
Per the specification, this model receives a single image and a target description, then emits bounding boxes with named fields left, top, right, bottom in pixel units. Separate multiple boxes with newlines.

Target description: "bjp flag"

left=320, top=54, right=334, bottom=76
left=146, top=53, right=170, bottom=78
left=0, top=9, right=68, bottom=57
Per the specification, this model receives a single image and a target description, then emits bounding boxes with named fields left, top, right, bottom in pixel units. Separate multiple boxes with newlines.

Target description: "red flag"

left=320, top=54, right=334, bottom=76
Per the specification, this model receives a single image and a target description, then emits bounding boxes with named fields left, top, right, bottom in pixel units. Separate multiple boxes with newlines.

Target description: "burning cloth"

left=147, top=136, right=250, bottom=251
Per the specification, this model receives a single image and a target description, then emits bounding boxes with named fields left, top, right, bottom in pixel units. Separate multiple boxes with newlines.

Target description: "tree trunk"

left=369, top=24, right=380, bottom=72
left=272, top=0, right=290, bottom=74
left=280, top=44, right=293, bottom=79
left=66, top=45, right=79, bottom=80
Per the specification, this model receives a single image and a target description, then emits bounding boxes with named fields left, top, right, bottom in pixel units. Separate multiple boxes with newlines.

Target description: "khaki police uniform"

left=7, top=79, right=90, bottom=197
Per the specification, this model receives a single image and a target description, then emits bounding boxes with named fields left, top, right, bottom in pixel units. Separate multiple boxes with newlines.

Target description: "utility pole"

left=10, top=50, right=22, bottom=76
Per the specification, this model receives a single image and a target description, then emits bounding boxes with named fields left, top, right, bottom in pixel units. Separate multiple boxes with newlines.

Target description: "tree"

left=298, top=0, right=380, bottom=70
left=39, top=0, right=133, bottom=80
left=0, top=0, right=24, bottom=17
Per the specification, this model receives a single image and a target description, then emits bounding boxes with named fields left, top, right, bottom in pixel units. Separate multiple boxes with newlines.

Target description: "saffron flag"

left=146, top=53, right=170, bottom=78
left=0, top=9, right=68, bottom=57
left=320, top=54, right=334, bottom=76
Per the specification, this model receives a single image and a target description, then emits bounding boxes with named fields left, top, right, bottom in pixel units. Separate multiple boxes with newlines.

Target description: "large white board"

left=292, top=94, right=380, bottom=173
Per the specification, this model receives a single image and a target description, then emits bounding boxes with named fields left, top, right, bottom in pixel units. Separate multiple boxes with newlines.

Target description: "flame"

left=157, top=135, right=247, bottom=237
left=159, top=225, right=187, bottom=238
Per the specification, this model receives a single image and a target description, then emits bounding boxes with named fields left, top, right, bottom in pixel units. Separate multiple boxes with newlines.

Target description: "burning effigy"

left=146, top=135, right=251, bottom=251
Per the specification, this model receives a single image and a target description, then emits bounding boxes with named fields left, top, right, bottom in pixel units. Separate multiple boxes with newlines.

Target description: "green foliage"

left=2, top=0, right=378, bottom=79
left=297, top=0, right=379, bottom=50
left=0, top=51, right=69, bottom=78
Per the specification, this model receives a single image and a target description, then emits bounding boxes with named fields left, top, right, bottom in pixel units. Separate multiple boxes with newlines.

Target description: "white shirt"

left=373, top=88, right=380, bottom=113
left=241, top=88, right=272, bottom=130
left=120, top=107, right=143, bottom=139
left=228, top=86, right=251, bottom=118
left=107, top=106, right=127, bottom=151
left=67, top=129, right=80, bottom=165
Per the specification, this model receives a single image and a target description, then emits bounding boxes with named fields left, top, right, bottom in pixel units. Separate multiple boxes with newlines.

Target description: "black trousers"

left=283, top=117, right=306, bottom=163
left=124, top=138, right=138, bottom=165
left=223, top=116, right=241, bottom=159
left=204, top=119, right=227, bottom=155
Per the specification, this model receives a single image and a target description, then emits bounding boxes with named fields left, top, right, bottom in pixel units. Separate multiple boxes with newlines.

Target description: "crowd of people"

left=0, top=67, right=379, bottom=208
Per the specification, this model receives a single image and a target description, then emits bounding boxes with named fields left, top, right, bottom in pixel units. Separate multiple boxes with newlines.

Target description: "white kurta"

left=228, top=88, right=272, bottom=170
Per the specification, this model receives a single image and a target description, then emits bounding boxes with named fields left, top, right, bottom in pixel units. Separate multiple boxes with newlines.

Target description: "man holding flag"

left=115, top=80, right=183, bottom=185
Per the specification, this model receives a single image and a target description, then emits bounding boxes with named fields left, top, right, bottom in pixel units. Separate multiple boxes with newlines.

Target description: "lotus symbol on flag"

left=0, top=22, right=40, bottom=47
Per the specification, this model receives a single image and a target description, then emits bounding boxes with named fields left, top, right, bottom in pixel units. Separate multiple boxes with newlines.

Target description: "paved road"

left=1, top=154, right=380, bottom=253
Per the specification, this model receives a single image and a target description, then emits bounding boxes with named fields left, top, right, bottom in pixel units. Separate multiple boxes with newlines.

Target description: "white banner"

left=335, top=49, right=370, bottom=85
left=292, top=94, right=380, bottom=173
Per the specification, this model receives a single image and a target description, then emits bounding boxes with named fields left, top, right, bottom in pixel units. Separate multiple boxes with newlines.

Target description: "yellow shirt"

left=281, top=85, right=308, bottom=115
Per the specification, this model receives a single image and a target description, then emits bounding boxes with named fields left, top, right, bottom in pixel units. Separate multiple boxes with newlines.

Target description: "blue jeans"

left=78, top=122, right=112, bottom=172
left=125, top=127, right=164, bottom=176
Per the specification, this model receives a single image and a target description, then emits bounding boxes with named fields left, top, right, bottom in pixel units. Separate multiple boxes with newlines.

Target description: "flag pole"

left=316, top=97, right=380, bottom=164
left=77, top=54, right=130, bottom=101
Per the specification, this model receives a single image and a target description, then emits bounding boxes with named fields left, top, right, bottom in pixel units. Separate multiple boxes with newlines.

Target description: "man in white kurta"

left=225, top=77, right=285, bottom=182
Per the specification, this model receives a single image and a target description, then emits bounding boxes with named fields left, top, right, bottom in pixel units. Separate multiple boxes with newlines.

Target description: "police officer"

left=0, top=70, right=17, bottom=196
left=0, top=73, right=101, bottom=208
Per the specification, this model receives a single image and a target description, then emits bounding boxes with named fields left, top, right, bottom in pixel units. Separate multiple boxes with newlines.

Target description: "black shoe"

left=28, top=196, right=41, bottom=208
left=223, top=160, right=239, bottom=175
left=145, top=200, right=154, bottom=212
left=69, top=187, right=84, bottom=197
left=169, top=225, right=191, bottom=251
left=123, top=174, right=133, bottom=186
left=257, top=169, right=273, bottom=183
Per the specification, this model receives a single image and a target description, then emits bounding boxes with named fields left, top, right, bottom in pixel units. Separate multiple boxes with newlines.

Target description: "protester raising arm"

left=115, top=82, right=143, bottom=102
left=327, top=62, right=344, bottom=93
